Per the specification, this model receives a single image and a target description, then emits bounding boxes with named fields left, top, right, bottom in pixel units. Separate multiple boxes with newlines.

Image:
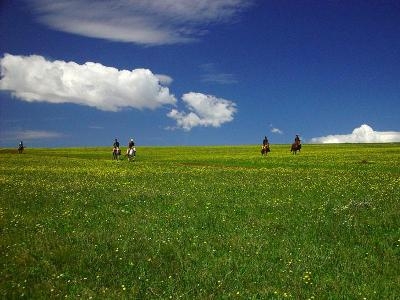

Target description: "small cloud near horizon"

left=310, top=124, right=400, bottom=143
left=1, top=129, right=64, bottom=141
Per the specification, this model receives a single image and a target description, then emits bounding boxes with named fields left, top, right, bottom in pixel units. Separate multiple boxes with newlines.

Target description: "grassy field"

left=0, top=144, right=399, bottom=299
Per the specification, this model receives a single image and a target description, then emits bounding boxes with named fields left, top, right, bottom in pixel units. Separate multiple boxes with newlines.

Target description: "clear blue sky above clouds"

left=1, top=0, right=399, bottom=147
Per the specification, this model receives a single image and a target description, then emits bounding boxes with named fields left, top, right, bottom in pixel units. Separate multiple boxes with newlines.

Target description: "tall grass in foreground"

left=0, top=144, right=399, bottom=299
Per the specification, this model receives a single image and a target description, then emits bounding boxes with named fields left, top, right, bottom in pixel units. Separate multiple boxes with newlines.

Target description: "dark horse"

left=18, top=144, right=24, bottom=154
left=290, top=142, right=301, bottom=154
left=261, top=144, right=270, bottom=156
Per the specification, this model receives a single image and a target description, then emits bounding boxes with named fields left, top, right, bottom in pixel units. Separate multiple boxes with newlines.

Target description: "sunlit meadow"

left=1, top=144, right=399, bottom=299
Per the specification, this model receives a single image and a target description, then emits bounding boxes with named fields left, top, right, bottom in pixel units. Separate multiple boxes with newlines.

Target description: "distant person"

left=18, top=141, right=24, bottom=154
left=263, top=136, right=269, bottom=147
left=113, top=138, right=120, bottom=148
left=294, top=135, right=301, bottom=146
left=112, top=138, right=121, bottom=160
left=128, top=138, right=134, bottom=149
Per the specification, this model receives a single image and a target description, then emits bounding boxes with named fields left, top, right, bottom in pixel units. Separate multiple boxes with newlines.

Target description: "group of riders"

left=16, top=139, right=137, bottom=159
left=113, top=138, right=136, bottom=161
left=261, top=134, right=302, bottom=155
left=17, top=135, right=301, bottom=157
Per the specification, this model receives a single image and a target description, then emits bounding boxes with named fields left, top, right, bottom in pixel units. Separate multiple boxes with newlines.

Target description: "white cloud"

left=200, top=63, right=237, bottom=84
left=88, top=125, right=104, bottom=130
left=28, top=0, right=253, bottom=45
left=271, top=127, right=283, bottom=134
left=201, top=73, right=238, bottom=84
left=1, top=130, right=64, bottom=141
left=167, top=92, right=237, bottom=131
left=311, top=124, right=400, bottom=143
left=155, top=74, right=173, bottom=86
left=0, top=54, right=176, bottom=111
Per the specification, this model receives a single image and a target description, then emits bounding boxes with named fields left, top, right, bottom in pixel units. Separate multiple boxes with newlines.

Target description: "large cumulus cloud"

left=0, top=53, right=176, bottom=111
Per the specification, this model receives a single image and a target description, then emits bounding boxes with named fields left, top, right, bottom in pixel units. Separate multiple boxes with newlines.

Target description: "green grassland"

left=1, top=144, right=399, bottom=299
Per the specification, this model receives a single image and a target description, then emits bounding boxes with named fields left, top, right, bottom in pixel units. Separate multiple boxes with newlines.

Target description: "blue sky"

left=1, top=0, right=400, bottom=147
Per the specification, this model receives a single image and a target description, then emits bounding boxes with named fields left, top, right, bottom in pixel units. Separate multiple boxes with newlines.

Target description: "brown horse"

left=261, top=144, right=270, bottom=156
left=290, top=142, right=301, bottom=154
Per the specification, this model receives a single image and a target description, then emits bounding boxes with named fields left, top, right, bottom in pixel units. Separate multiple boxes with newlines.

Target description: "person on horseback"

left=126, top=138, right=136, bottom=161
left=113, top=138, right=120, bottom=148
left=295, top=135, right=301, bottom=146
left=261, top=136, right=270, bottom=155
left=112, top=138, right=120, bottom=160
left=291, top=135, right=302, bottom=154
left=263, top=136, right=269, bottom=147
left=18, top=141, right=24, bottom=154
left=128, top=138, right=134, bottom=149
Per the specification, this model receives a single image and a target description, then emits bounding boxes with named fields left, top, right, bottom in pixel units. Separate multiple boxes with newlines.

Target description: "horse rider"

left=128, top=138, right=134, bottom=149
left=262, top=136, right=270, bottom=153
left=295, top=135, right=301, bottom=146
left=113, top=138, right=120, bottom=150
left=127, top=138, right=136, bottom=160
left=18, top=141, right=24, bottom=153
left=263, top=136, right=269, bottom=148
left=113, top=138, right=121, bottom=159
left=263, top=136, right=269, bottom=147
